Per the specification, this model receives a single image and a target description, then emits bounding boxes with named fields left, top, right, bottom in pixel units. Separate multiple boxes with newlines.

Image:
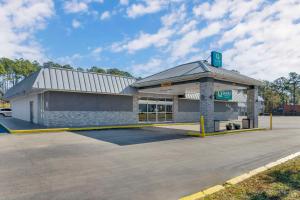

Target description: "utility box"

left=242, top=119, right=254, bottom=129
left=214, top=120, right=220, bottom=132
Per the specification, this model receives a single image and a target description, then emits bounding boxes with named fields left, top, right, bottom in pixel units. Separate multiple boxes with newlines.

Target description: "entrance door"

left=138, top=98, right=173, bottom=122
left=29, top=101, right=34, bottom=123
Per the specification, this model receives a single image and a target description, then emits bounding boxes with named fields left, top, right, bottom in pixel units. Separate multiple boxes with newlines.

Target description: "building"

left=4, top=60, right=262, bottom=132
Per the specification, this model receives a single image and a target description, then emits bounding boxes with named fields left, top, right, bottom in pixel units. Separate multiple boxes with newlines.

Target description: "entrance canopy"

left=132, top=60, right=262, bottom=95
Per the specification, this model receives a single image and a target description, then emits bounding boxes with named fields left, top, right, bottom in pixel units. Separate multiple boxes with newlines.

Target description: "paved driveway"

left=0, top=118, right=300, bottom=200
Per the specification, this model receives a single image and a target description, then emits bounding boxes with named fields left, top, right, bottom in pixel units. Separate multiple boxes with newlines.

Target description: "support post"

left=200, top=115, right=205, bottom=137
left=270, top=113, right=272, bottom=130
left=247, top=86, right=259, bottom=128
left=200, top=78, right=214, bottom=133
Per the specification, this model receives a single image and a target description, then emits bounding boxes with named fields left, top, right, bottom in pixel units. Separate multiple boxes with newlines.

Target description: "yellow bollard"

left=270, top=113, right=273, bottom=130
left=200, top=115, right=205, bottom=137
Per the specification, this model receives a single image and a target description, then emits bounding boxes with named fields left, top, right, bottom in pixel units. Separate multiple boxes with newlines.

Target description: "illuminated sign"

left=211, top=51, right=222, bottom=68
left=215, top=90, right=232, bottom=101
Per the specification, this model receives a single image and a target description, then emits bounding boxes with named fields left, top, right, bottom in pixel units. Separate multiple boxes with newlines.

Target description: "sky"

left=0, top=0, right=300, bottom=81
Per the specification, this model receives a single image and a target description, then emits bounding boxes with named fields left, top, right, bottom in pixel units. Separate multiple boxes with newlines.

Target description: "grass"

left=203, top=156, right=300, bottom=200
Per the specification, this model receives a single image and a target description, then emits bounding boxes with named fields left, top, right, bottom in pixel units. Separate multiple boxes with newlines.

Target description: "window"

left=138, top=97, right=173, bottom=122
left=139, top=104, right=147, bottom=113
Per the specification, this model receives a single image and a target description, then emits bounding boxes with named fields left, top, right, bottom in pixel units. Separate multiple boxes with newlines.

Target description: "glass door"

left=157, top=104, right=166, bottom=122
left=138, top=98, right=173, bottom=123
left=147, top=103, right=157, bottom=122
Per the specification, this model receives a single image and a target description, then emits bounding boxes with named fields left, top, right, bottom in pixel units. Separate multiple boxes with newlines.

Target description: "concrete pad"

left=1, top=122, right=300, bottom=200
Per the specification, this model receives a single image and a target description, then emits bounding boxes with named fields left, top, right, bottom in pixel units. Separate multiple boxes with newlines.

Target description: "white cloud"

left=56, top=53, right=83, bottom=66
left=92, top=47, right=102, bottom=54
left=63, top=0, right=104, bottom=14
left=169, top=22, right=222, bottom=61
left=131, top=58, right=164, bottom=77
left=100, top=11, right=110, bottom=20
left=178, top=20, right=197, bottom=35
left=127, top=0, right=169, bottom=18
left=90, top=47, right=102, bottom=60
left=64, top=0, right=88, bottom=13
left=0, top=0, right=54, bottom=61
left=111, top=4, right=187, bottom=54
left=120, top=0, right=129, bottom=5
left=129, top=0, right=300, bottom=80
left=216, top=0, right=300, bottom=80
left=161, top=4, right=186, bottom=27
left=72, top=19, right=81, bottom=28
left=111, top=28, right=174, bottom=53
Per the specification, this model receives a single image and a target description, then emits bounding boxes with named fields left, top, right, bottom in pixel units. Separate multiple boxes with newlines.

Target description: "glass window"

left=139, top=104, right=147, bottom=112
left=148, top=113, right=156, bottom=121
left=148, top=104, right=156, bottom=112
left=138, top=113, right=147, bottom=121
left=166, top=105, right=173, bottom=112
left=157, top=104, right=165, bottom=112
left=158, top=113, right=165, bottom=121
left=166, top=113, right=173, bottom=121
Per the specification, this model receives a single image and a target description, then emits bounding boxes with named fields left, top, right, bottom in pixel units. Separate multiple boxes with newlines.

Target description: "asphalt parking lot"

left=0, top=116, right=300, bottom=200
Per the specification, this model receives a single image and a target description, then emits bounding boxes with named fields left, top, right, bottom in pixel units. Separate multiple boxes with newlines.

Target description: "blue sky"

left=1, top=0, right=300, bottom=80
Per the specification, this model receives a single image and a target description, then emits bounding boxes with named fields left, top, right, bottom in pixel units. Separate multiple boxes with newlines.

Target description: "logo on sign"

left=215, top=90, right=232, bottom=101
left=211, top=51, right=222, bottom=68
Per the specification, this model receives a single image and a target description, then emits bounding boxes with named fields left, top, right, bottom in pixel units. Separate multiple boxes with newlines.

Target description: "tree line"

left=260, top=72, right=300, bottom=113
left=0, top=57, right=134, bottom=93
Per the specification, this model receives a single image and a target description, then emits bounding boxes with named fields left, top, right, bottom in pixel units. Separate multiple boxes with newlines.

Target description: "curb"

left=186, top=128, right=267, bottom=137
left=179, top=151, right=300, bottom=200
left=7, top=122, right=197, bottom=134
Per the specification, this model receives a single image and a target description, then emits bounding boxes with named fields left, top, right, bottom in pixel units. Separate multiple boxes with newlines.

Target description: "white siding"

left=11, top=94, right=39, bottom=124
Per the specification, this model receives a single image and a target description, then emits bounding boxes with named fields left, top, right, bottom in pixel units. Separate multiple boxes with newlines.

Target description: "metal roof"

left=4, top=67, right=136, bottom=99
left=132, top=60, right=263, bottom=88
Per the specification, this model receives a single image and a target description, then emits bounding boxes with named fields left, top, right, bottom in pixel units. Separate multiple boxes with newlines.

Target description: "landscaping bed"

left=204, top=156, right=300, bottom=200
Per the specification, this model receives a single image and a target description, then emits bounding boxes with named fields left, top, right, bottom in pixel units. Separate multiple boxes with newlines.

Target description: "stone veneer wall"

left=43, top=110, right=138, bottom=127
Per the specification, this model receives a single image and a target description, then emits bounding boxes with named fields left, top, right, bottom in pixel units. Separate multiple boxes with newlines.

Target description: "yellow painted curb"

left=179, top=152, right=300, bottom=200
left=247, top=166, right=267, bottom=176
left=186, top=128, right=267, bottom=137
left=186, top=133, right=201, bottom=137
left=226, top=173, right=251, bottom=185
left=179, top=191, right=205, bottom=200
left=202, top=185, right=224, bottom=195
left=265, top=161, right=281, bottom=169
left=8, top=122, right=197, bottom=134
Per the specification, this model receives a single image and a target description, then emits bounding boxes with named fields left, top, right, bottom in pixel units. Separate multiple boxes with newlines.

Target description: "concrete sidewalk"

left=0, top=117, right=46, bottom=130
left=0, top=127, right=300, bottom=200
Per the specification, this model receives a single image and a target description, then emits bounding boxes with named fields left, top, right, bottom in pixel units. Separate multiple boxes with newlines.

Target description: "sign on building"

left=211, top=51, right=222, bottom=68
left=215, top=90, right=232, bottom=101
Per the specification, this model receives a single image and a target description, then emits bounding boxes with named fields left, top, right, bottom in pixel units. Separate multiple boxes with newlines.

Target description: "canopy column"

left=247, top=86, right=259, bottom=128
left=200, top=78, right=215, bottom=133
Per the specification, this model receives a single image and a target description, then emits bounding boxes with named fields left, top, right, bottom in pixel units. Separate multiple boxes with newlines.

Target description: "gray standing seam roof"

left=4, top=67, right=136, bottom=99
left=132, top=60, right=263, bottom=87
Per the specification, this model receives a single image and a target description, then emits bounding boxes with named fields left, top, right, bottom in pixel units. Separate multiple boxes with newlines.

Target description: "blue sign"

left=215, top=90, right=232, bottom=101
left=211, top=51, right=222, bottom=68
